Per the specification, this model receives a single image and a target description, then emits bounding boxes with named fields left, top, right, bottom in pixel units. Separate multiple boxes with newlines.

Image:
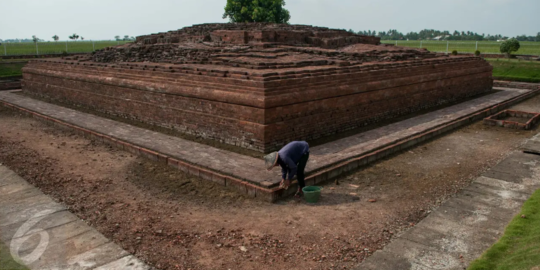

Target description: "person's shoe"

left=294, top=190, right=303, bottom=198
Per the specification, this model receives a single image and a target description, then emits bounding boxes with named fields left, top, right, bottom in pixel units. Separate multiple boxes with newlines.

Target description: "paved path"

left=0, top=88, right=534, bottom=192
left=309, top=88, right=532, bottom=170
left=0, top=165, right=150, bottom=270
left=356, top=133, right=540, bottom=270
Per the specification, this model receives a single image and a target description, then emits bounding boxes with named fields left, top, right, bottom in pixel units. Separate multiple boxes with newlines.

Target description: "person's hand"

left=280, top=179, right=291, bottom=190
left=284, top=179, right=290, bottom=188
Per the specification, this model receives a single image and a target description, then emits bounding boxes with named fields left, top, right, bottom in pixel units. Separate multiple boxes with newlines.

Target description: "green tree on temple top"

left=223, top=0, right=290, bottom=23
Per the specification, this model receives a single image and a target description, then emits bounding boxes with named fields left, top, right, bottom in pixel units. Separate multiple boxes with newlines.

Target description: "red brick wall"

left=207, top=29, right=378, bottom=48
left=211, top=30, right=248, bottom=44
left=131, top=23, right=381, bottom=51
left=260, top=57, right=492, bottom=150
left=22, top=56, right=492, bottom=153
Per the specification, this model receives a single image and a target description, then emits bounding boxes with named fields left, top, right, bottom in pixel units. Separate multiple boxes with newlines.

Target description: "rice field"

left=0, top=41, right=132, bottom=56
left=381, top=40, right=540, bottom=55
left=2, top=40, right=539, bottom=56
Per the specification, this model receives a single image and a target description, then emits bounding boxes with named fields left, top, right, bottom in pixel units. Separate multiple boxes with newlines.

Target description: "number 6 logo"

left=10, top=210, right=54, bottom=266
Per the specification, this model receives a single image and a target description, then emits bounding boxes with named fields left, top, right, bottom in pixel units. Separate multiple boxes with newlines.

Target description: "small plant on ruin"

left=451, top=50, right=458, bottom=55
left=475, top=50, right=481, bottom=56
left=223, top=0, right=291, bottom=23
left=500, top=38, right=520, bottom=58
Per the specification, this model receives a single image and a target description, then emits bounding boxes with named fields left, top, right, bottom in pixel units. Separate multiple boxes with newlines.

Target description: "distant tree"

left=81, top=37, right=85, bottom=41
left=223, top=0, right=290, bottom=23
left=123, top=35, right=130, bottom=41
left=406, top=31, right=419, bottom=40
left=69, top=33, right=80, bottom=41
left=500, top=38, right=520, bottom=57
left=537, top=32, right=540, bottom=41
left=32, top=35, right=39, bottom=43
left=52, top=35, right=59, bottom=42
left=114, top=35, right=121, bottom=41
left=515, top=34, right=536, bottom=42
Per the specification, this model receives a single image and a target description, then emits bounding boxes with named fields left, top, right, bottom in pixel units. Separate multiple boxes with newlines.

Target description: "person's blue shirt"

left=277, top=141, right=309, bottom=180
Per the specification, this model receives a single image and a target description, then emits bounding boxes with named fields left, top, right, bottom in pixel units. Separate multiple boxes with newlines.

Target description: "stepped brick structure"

left=21, top=23, right=493, bottom=153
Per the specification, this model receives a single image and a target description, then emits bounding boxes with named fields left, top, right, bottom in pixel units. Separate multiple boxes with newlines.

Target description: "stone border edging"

left=484, top=110, right=540, bottom=130
left=0, top=99, right=280, bottom=202
left=303, top=85, right=540, bottom=188
left=1, top=83, right=539, bottom=202
left=0, top=81, right=22, bottom=91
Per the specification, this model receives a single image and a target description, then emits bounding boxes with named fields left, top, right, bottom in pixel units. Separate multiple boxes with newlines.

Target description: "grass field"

left=0, top=62, right=26, bottom=78
left=381, top=40, right=540, bottom=55
left=487, top=58, right=540, bottom=83
left=468, top=189, right=540, bottom=270
left=0, top=241, right=28, bottom=270
left=3, top=40, right=538, bottom=56
left=1, top=41, right=131, bottom=56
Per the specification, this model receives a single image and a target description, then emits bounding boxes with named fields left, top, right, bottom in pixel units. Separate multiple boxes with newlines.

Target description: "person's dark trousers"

left=296, top=152, right=310, bottom=189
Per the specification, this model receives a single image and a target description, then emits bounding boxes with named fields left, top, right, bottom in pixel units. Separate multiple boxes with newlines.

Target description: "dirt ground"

left=1, top=95, right=539, bottom=270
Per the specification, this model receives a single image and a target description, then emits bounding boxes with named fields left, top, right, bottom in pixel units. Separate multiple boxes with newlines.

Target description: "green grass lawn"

left=468, top=189, right=540, bottom=270
left=0, top=62, right=26, bottom=78
left=382, top=40, right=540, bottom=55
left=1, top=41, right=131, bottom=56
left=0, top=241, right=28, bottom=270
left=487, top=58, right=540, bottom=83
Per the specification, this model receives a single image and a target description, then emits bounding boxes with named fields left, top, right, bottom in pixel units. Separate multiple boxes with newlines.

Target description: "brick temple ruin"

left=21, top=23, right=493, bottom=153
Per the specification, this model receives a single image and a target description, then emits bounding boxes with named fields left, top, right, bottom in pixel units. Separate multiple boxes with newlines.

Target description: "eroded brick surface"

left=21, top=23, right=493, bottom=153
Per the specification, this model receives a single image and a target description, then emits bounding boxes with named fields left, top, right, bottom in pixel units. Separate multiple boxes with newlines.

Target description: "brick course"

left=22, top=23, right=493, bottom=153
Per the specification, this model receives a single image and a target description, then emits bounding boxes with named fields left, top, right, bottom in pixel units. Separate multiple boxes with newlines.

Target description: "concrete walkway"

left=0, top=87, right=537, bottom=201
left=0, top=165, right=150, bottom=270
left=356, top=133, right=540, bottom=269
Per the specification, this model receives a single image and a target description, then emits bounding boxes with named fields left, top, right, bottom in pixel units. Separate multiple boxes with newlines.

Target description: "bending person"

left=265, top=141, right=310, bottom=197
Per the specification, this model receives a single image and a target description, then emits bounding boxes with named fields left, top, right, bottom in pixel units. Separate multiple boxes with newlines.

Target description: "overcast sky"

left=1, top=0, right=538, bottom=41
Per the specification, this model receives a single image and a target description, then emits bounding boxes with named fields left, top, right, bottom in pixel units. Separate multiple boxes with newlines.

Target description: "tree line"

left=1, top=34, right=135, bottom=43
left=353, top=29, right=540, bottom=42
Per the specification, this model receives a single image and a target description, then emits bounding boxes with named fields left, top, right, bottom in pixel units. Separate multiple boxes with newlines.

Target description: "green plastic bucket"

left=302, top=186, right=322, bottom=203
